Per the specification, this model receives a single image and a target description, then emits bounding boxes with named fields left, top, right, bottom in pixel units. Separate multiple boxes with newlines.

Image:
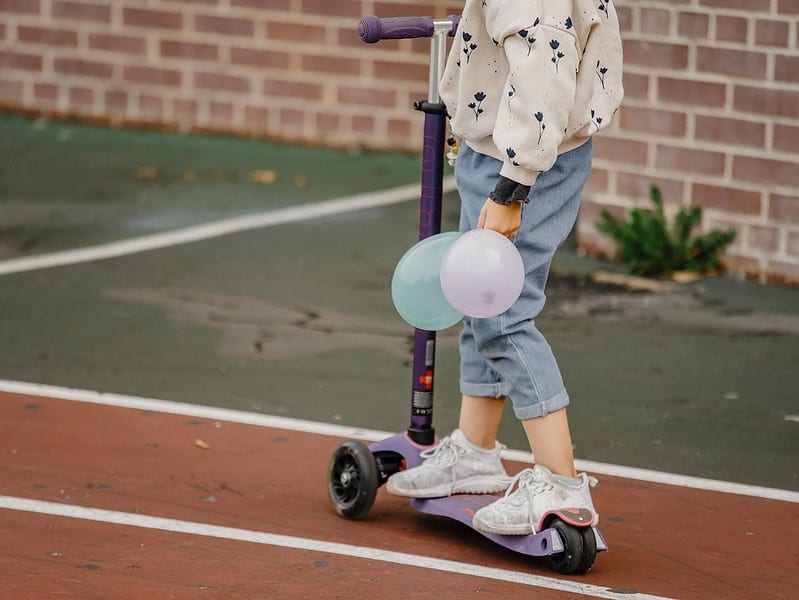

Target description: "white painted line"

left=2, top=378, right=798, bottom=505
left=785, top=415, right=799, bottom=423
left=0, top=495, right=672, bottom=600
left=0, top=178, right=456, bottom=276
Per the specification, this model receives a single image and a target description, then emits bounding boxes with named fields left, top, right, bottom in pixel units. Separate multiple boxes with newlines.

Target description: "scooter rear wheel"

left=328, top=440, right=379, bottom=519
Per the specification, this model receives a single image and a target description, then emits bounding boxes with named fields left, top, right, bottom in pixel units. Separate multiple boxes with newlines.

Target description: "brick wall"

left=1, top=0, right=797, bottom=284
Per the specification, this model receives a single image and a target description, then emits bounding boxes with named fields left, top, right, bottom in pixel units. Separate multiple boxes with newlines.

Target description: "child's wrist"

left=489, top=176, right=531, bottom=205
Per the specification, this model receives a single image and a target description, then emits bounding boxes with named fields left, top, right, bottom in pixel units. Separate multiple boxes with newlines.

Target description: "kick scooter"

left=327, top=14, right=607, bottom=575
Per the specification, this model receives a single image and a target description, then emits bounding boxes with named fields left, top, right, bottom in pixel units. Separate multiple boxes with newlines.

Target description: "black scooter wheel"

left=328, top=440, right=379, bottom=519
left=548, top=518, right=598, bottom=574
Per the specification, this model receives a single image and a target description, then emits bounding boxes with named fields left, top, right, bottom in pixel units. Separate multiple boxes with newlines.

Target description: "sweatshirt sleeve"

left=489, top=21, right=579, bottom=187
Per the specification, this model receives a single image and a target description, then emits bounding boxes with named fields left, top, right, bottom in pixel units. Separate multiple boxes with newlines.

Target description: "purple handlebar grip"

left=359, top=15, right=434, bottom=42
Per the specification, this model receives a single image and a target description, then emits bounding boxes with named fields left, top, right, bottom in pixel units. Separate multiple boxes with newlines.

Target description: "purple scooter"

left=327, top=15, right=607, bottom=575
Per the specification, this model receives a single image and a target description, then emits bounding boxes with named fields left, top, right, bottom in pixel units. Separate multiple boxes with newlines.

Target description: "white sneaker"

left=386, top=429, right=511, bottom=498
left=472, top=465, right=598, bottom=535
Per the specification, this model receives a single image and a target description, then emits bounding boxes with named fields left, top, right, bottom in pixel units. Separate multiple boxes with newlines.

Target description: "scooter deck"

left=410, top=495, right=608, bottom=557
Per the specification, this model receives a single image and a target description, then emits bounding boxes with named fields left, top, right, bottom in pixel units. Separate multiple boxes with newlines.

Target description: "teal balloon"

left=391, top=232, right=464, bottom=331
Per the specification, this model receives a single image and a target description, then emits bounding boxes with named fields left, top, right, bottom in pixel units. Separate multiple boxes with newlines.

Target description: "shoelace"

left=419, top=436, right=465, bottom=468
left=503, top=469, right=554, bottom=505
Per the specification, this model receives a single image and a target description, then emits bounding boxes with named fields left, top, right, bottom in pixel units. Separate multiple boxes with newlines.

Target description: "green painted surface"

left=1, top=115, right=797, bottom=491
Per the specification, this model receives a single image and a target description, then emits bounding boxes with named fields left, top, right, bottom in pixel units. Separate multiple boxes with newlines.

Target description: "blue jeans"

left=454, top=140, right=593, bottom=420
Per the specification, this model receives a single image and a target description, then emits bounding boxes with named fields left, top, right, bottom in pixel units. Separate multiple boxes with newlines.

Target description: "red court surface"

left=1, top=388, right=797, bottom=599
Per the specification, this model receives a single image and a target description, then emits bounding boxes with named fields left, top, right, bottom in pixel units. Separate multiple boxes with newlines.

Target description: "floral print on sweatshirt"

left=440, top=0, right=624, bottom=187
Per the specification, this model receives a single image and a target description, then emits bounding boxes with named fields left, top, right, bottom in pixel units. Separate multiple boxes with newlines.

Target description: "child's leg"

left=522, top=408, right=577, bottom=478
left=458, top=394, right=505, bottom=449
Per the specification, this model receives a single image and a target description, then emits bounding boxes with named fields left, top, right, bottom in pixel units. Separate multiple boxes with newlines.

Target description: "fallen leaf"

left=194, top=439, right=211, bottom=449
left=249, top=169, right=279, bottom=184
left=294, top=174, right=309, bottom=188
left=183, top=169, right=197, bottom=182
left=135, top=166, right=159, bottom=180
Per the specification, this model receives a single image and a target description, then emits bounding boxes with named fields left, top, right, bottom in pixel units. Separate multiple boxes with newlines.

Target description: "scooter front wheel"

left=328, top=440, right=379, bottom=519
left=547, top=518, right=598, bottom=574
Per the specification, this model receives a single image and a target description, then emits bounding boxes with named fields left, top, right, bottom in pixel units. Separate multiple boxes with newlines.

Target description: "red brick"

left=733, top=155, right=799, bottom=188
left=621, top=72, right=649, bottom=99
left=774, top=124, right=799, bottom=154
left=615, top=5, right=633, bottom=32
left=194, top=71, right=250, bottom=93
left=618, top=106, right=686, bottom=137
left=734, top=85, right=799, bottom=118
left=754, top=19, right=790, bottom=46
left=174, top=98, right=198, bottom=122
left=715, top=15, right=748, bottom=43
left=775, top=54, right=799, bottom=83
left=374, top=2, right=433, bottom=18
left=231, top=0, right=290, bottom=10
left=617, top=173, right=684, bottom=204
left=243, top=106, right=269, bottom=132
left=700, top=0, right=770, bottom=10
left=52, top=1, right=110, bottom=23
left=622, top=40, right=689, bottom=69
left=279, top=107, right=304, bottom=128
left=124, top=7, right=183, bottom=30
left=105, top=90, right=128, bottom=110
left=372, top=59, right=426, bottom=82
left=640, top=8, right=671, bottom=36
left=34, top=83, right=58, bottom=101
left=658, top=78, right=726, bottom=107
left=17, top=25, right=78, bottom=47
left=54, top=57, right=112, bottom=78
left=655, top=144, right=725, bottom=176
left=696, top=47, right=767, bottom=79
left=769, top=194, right=799, bottom=224
left=303, top=54, right=361, bottom=76
left=123, top=65, right=182, bottom=87
left=230, top=47, right=289, bottom=68
left=592, top=136, right=649, bottom=166
left=387, top=118, right=412, bottom=139
left=779, top=0, right=799, bottom=14
left=692, top=183, right=762, bottom=215
left=315, top=111, right=340, bottom=134
left=69, top=86, right=93, bottom=106
left=0, top=22, right=5, bottom=40
left=748, top=225, right=780, bottom=253
left=0, top=78, right=24, bottom=101
left=265, top=78, right=323, bottom=100
left=337, top=85, right=395, bottom=107
left=266, top=20, right=318, bottom=42
left=195, top=14, right=254, bottom=36
left=89, top=33, right=147, bottom=55
left=161, top=40, right=219, bottom=62
left=694, top=115, right=766, bottom=148
left=0, top=50, right=43, bottom=71
left=209, top=101, right=233, bottom=123
left=301, top=0, right=361, bottom=18
left=351, top=115, right=375, bottom=134
left=584, top=167, right=609, bottom=194
left=139, top=94, right=163, bottom=120
left=0, top=0, right=40, bottom=14
left=787, top=232, right=799, bottom=257
left=678, top=12, right=709, bottom=39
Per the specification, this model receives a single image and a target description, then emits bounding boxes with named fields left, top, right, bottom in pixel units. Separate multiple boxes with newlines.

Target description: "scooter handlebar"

left=358, top=15, right=459, bottom=43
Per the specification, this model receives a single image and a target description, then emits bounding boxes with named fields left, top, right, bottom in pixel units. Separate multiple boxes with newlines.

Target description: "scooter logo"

left=418, top=370, right=434, bottom=390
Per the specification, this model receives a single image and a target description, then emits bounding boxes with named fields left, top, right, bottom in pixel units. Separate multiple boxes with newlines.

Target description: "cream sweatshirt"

left=440, top=0, right=624, bottom=188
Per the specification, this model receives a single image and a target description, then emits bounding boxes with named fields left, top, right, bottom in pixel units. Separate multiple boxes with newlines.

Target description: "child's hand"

left=478, top=199, right=522, bottom=239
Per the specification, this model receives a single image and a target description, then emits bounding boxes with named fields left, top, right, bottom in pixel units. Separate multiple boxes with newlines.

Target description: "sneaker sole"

left=386, top=475, right=511, bottom=499
left=472, top=515, right=533, bottom=536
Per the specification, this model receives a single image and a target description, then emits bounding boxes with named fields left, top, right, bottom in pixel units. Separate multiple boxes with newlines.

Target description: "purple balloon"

left=440, top=229, right=525, bottom=318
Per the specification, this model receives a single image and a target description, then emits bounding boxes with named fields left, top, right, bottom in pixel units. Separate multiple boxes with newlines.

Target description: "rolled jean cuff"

left=460, top=380, right=507, bottom=399
left=513, top=390, right=570, bottom=420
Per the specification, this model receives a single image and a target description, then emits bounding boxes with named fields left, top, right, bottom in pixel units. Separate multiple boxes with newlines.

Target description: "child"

left=387, top=0, right=624, bottom=536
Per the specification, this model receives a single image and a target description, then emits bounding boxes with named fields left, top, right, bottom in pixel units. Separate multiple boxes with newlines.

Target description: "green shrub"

left=596, top=185, right=737, bottom=278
